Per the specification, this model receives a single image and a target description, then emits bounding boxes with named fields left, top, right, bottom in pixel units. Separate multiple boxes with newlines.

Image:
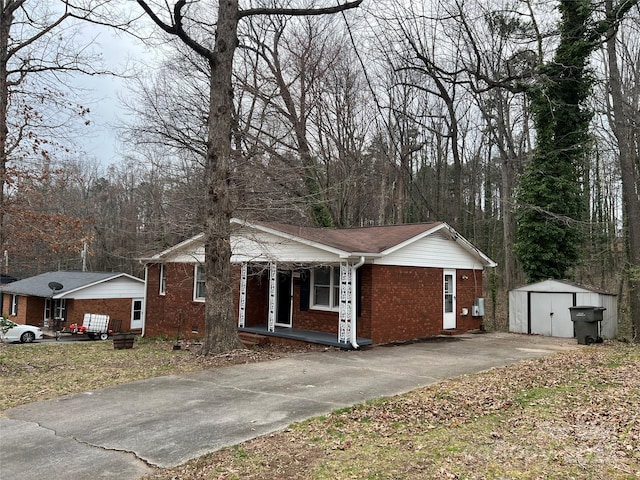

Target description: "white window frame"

left=10, top=294, right=19, bottom=316
left=159, top=264, right=166, bottom=295
left=310, top=266, right=340, bottom=311
left=194, top=264, right=206, bottom=302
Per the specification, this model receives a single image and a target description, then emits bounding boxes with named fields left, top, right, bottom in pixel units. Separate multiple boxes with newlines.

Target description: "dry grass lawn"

left=1, top=337, right=639, bottom=479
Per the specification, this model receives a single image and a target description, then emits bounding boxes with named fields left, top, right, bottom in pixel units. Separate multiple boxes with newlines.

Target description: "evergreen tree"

left=515, top=0, right=637, bottom=282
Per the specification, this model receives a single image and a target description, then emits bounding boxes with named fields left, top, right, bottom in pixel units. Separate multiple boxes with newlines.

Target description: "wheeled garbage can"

left=569, top=306, right=605, bottom=345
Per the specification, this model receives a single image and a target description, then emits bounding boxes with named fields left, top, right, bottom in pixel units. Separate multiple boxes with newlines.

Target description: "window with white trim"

left=159, top=264, right=166, bottom=295
left=10, top=294, right=19, bottom=316
left=311, top=266, right=341, bottom=310
left=194, top=265, right=206, bottom=301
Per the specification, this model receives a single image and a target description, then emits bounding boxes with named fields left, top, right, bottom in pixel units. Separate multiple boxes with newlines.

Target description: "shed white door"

left=530, top=292, right=574, bottom=337
left=443, top=270, right=457, bottom=330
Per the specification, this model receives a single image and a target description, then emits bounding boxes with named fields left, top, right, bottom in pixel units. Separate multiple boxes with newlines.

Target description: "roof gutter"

left=350, top=256, right=365, bottom=349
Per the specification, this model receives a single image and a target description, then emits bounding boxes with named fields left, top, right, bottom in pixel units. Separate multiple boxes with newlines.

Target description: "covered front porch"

left=237, top=259, right=367, bottom=349
left=238, top=325, right=373, bottom=349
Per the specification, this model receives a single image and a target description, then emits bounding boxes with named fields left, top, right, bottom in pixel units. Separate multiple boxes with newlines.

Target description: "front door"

left=443, top=270, right=456, bottom=329
left=276, top=271, right=292, bottom=327
left=130, top=298, right=144, bottom=330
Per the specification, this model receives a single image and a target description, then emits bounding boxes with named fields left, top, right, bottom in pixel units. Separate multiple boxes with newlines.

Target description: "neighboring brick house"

left=143, top=219, right=496, bottom=348
left=0, top=271, right=145, bottom=333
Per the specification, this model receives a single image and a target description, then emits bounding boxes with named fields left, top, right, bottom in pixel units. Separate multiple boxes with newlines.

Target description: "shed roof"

left=0, top=271, right=144, bottom=298
left=512, top=279, right=615, bottom=295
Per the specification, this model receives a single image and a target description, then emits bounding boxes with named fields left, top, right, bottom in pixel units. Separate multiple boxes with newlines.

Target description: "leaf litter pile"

left=144, top=343, right=640, bottom=480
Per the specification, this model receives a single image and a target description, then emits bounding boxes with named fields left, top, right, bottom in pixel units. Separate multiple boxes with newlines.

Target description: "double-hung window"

left=311, top=266, right=341, bottom=310
left=54, top=299, right=66, bottom=320
left=194, top=265, right=206, bottom=301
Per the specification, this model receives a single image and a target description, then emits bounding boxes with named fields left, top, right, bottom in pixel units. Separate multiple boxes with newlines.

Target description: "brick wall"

left=66, top=299, right=135, bottom=332
left=25, top=297, right=44, bottom=327
left=145, top=261, right=484, bottom=344
left=456, top=271, right=485, bottom=331
left=369, top=265, right=483, bottom=344
left=1, top=294, right=138, bottom=332
left=1, top=294, right=28, bottom=325
left=145, top=263, right=206, bottom=338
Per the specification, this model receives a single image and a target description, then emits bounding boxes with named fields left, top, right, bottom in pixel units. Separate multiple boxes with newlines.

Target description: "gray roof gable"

left=0, top=271, right=141, bottom=298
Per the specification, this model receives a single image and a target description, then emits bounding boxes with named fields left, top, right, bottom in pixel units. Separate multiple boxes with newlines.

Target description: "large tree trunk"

left=606, top=21, right=640, bottom=339
left=0, top=3, right=14, bottom=268
left=200, top=0, right=244, bottom=355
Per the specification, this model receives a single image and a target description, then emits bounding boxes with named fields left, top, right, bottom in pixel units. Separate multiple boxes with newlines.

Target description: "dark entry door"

left=276, top=271, right=292, bottom=326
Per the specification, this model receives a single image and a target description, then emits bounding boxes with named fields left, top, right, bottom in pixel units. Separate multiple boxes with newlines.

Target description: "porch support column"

left=338, top=262, right=352, bottom=344
left=238, top=263, right=247, bottom=328
left=267, top=262, right=277, bottom=332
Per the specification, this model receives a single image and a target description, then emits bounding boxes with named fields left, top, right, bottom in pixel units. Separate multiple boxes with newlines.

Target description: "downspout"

left=141, top=263, right=149, bottom=338
left=350, top=256, right=365, bottom=349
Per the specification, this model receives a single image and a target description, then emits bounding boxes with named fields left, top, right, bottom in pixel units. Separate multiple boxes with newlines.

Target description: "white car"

left=0, top=320, right=43, bottom=343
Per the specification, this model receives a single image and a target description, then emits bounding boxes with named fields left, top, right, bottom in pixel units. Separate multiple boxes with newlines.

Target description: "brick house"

left=0, top=271, right=145, bottom=333
left=143, top=219, right=496, bottom=348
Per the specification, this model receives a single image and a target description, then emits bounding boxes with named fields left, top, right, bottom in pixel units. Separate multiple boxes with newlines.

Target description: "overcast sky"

left=71, top=22, right=152, bottom=168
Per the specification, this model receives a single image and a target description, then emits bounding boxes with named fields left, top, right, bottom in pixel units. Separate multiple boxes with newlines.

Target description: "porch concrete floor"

left=238, top=325, right=373, bottom=349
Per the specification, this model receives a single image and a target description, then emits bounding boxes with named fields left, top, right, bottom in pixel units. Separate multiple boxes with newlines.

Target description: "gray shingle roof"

left=0, top=271, right=131, bottom=298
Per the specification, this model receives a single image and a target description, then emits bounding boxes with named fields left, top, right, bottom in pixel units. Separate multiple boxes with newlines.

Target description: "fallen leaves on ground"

left=142, top=342, right=640, bottom=480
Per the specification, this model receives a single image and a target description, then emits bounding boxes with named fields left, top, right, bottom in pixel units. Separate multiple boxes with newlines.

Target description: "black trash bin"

left=569, top=306, right=605, bottom=345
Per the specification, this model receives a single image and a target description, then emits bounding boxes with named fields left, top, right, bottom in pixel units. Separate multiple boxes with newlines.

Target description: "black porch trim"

left=238, top=325, right=373, bottom=349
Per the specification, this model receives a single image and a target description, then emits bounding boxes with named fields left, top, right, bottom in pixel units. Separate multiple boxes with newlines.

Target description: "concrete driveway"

left=0, top=333, right=577, bottom=480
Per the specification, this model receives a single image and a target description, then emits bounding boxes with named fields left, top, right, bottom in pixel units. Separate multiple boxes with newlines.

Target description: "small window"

left=311, top=266, right=341, bottom=311
left=159, top=264, right=166, bottom=295
left=194, top=265, right=206, bottom=301
left=10, top=295, right=19, bottom=316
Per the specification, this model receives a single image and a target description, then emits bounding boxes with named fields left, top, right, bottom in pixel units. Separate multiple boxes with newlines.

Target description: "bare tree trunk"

left=137, top=0, right=362, bottom=353
left=0, top=2, right=17, bottom=270
left=200, top=0, right=245, bottom=354
left=606, top=19, right=640, bottom=338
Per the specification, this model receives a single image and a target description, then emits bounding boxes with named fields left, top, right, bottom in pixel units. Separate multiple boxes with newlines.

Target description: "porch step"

left=440, top=328, right=465, bottom=336
left=238, top=332, right=270, bottom=348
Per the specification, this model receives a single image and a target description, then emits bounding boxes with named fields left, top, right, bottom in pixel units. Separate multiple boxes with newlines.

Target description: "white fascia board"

left=55, top=273, right=144, bottom=298
left=442, top=226, right=498, bottom=268
left=148, top=233, right=205, bottom=262
left=232, top=218, right=351, bottom=258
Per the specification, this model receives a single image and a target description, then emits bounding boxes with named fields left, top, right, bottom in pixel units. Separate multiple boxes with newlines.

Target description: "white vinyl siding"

left=377, top=231, right=481, bottom=269
left=69, top=277, right=145, bottom=299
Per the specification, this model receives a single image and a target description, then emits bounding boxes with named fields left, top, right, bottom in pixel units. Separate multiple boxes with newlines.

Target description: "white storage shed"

left=509, top=279, right=618, bottom=339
